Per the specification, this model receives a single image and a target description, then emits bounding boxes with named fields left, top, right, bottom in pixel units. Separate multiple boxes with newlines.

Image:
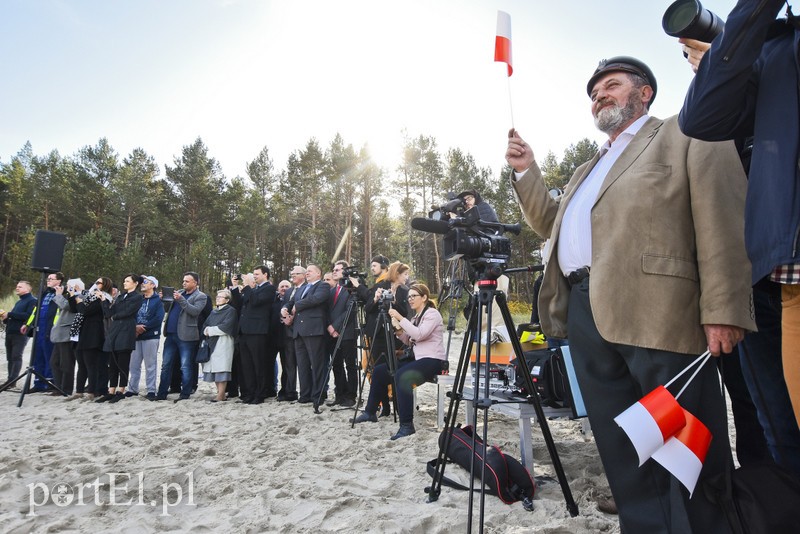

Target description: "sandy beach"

left=1, top=337, right=638, bottom=534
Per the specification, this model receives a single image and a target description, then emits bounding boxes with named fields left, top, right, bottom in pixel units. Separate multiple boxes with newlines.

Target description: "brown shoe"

left=596, top=495, right=618, bottom=515
left=65, top=394, right=83, bottom=401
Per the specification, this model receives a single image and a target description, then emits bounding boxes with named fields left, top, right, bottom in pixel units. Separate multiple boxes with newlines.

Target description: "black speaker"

left=31, top=230, right=67, bottom=273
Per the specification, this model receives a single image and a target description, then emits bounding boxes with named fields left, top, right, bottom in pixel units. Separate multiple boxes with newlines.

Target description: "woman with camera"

left=351, top=283, right=447, bottom=440
left=73, top=277, right=113, bottom=401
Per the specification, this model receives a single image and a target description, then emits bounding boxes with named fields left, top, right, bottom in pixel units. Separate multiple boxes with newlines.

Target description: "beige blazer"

left=513, top=116, right=755, bottom=355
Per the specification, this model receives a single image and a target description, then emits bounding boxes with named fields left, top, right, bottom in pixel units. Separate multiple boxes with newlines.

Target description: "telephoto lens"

left=662, top=0, right=724, bottom=42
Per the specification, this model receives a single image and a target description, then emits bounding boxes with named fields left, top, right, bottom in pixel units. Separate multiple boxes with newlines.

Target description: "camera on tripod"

left=412, top=197, right=521, bottom=277
left=377, top=289, right=394, bottom=309
left=340, top=265, right=366, bottom=289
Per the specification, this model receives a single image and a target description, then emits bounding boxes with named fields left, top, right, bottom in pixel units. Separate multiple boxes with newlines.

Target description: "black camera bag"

left=512, top=347, right=570, bottom=409
left=427, top=424, right=535, bottom=508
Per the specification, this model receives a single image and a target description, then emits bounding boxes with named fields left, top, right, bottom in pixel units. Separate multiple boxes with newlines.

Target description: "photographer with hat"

left=506, top=55, right=754, bottom=532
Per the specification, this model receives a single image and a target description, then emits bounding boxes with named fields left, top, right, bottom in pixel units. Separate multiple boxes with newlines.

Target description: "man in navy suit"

left=237, top=265, right=275, bottom=404
left=284, top=264, right=329, bottom=408
left=326, top=260, right=358, bottom=407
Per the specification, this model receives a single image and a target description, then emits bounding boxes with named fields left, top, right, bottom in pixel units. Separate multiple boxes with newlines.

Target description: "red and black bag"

left=427, top=425, right=535, bottom=509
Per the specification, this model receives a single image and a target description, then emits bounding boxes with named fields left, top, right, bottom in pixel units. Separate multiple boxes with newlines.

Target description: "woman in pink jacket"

left=351, top=283, right=447, bottom=440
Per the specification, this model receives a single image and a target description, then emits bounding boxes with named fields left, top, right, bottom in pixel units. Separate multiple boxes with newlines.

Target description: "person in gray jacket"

left=49, top=278, right=82, bottom=395
left=156, top=272, right=208, bottom=402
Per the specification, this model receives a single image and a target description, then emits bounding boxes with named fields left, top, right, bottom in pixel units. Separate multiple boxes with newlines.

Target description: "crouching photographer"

left=351, top=283, right=446, bottom=440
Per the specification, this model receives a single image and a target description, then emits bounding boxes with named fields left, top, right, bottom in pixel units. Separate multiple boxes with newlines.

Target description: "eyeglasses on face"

left=407, top=294, right=421, bottom=300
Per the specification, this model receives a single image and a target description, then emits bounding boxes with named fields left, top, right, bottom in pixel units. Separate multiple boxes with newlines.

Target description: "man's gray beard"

left=594, top=96, right=639, bottom=135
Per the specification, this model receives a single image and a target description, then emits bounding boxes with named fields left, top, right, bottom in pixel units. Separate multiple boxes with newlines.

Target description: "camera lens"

left=662, top=0, right=724, bottom=42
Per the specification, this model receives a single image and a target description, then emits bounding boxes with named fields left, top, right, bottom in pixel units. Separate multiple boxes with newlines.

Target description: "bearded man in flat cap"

left=506, top=56, right=755, bottom=533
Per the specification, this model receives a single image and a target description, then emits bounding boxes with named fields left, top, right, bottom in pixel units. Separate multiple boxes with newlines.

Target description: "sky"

left=1, top=0, right=741, bottom=182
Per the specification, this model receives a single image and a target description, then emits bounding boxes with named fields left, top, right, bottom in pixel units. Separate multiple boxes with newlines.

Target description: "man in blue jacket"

left=129, top=275, right=164, bottom=400
left=1, top=281, right=37, bottom=384
left=679, top=0, right=800, bottom=440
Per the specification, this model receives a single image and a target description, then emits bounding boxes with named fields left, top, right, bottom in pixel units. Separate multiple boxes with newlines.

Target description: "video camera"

left=340, top=265, right=366, bottom=289
left=428, top=194, right=465, bottom=220
left=412, top=195, right=521, bottom=278
left=377, top=289, right=394, bottom=310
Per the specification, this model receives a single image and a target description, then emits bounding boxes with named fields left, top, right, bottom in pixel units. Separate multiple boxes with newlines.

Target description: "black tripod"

left=0, top=272, right=66, bottom=406
left=351, top=298, right=401, bottom=426
left=314, top=290, right=366, bottom=413
left=425, top=265, right=578, bottom=532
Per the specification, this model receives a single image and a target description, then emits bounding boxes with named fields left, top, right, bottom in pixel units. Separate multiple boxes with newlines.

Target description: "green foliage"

left=0, top=132, right=597, bottom=305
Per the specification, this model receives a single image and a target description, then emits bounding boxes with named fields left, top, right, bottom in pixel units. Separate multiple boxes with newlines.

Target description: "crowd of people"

left=1, top=257, right=448, bottom=440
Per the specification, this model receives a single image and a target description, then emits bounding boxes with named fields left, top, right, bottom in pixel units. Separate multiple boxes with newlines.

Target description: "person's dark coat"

left=102, top=291, right=144, bottom=352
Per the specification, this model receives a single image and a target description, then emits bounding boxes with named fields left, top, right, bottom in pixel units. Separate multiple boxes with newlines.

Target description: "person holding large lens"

left=351, top=283, right=446, bottom=440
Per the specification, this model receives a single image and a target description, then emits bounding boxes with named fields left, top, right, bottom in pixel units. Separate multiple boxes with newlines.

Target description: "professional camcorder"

left=378, top=289, right=394, bottom=310
left=428, top=194, right=465, bottom=220
left=340, top=265, right=366, bottom=289
left=663, top=0, right=724, bottom=42
left=412, top=194, right=521, bottom=278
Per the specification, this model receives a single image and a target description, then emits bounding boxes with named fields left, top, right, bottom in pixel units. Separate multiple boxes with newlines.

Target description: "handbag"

left=195, top=339, right=211, bottom=364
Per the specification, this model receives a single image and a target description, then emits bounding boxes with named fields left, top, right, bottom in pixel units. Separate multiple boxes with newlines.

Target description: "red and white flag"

left=495, top=10, right=512, bottom=76
left=651, top=409, right=712, bottom=496
left=614, top=385, right=686, bottom=466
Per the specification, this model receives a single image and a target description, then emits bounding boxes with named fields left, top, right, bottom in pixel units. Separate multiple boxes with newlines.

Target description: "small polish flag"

left=651, top=409, right=712, bottom=496
left=495, top=10, right=512, bottom=76
left=614, top=385, right=686, bottom=466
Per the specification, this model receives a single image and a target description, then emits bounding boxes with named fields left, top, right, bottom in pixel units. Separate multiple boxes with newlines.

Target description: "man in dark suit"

left=506, top=57, right=754, bottom=532
left=284, top=264, right=329, bottom=409
left=278, top=267, right=306, bottom=401
left=326, top=260, right=358, bottom=407
left=237, top=265, right=275, bottom=404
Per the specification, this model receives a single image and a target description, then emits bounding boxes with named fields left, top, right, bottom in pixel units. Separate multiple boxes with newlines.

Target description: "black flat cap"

left=586, top=56, right=657, bottom=106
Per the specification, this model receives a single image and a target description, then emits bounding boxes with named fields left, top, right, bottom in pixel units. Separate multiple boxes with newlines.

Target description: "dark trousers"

left=50, top=341, right=75, bottom=394
left=294, top=334, right=326, bottom=402
left=329, top=336, right=358, bottom=399
left=75, top=348, right=88, bottom=394
left=109, top=349, right=132, bottom=389
left=739, top=282, right=800, bottom=475
left=280, top=330, right=298, bottom=398
left=366, top=358, right=442, bottom=424
left=567, top=278, right=731, bottom=534
left=716, top=345, right=769, bottom=466
left=4, top=333, right=28, bottom=382
left=264, top=343, right=279, bottom=397
left=84, top=348, right=109, bottom=396
left=240, top=334, right=268, bottom=401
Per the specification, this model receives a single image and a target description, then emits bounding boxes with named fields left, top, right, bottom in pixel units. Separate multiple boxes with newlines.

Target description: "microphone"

left=411, top=218, right=452, bottom=235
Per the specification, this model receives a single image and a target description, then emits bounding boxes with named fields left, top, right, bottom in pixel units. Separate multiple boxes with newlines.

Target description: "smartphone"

left=161, top=286, right=175, bottom=301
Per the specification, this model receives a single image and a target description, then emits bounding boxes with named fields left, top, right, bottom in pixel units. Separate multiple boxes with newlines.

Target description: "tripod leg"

left=426, top=297, right=478, bottom=502
left=496, top=291, right=579, bottom=517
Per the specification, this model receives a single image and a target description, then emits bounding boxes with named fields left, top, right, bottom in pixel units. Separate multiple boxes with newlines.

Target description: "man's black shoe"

left=237, top=398, right=253, bottom=404
left=95, top=394, right=114, bottom=403
left=124, top=391, right=138, bottom=398
left=326, top=397, right=342, bottom=407
left=339, top=398, right=356, bottom=408
left=250, top=399, right=264, bottom=405
left=146, top=393, right=157, bottom=401
left=173, top=396, right=189, bottom=404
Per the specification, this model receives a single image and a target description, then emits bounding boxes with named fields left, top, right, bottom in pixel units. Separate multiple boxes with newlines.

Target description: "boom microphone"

left=411, top=217, right=452, bottom=235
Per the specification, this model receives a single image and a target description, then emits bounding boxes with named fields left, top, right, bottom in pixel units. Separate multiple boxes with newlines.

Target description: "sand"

left=0, top=336, right=636, bottom=534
